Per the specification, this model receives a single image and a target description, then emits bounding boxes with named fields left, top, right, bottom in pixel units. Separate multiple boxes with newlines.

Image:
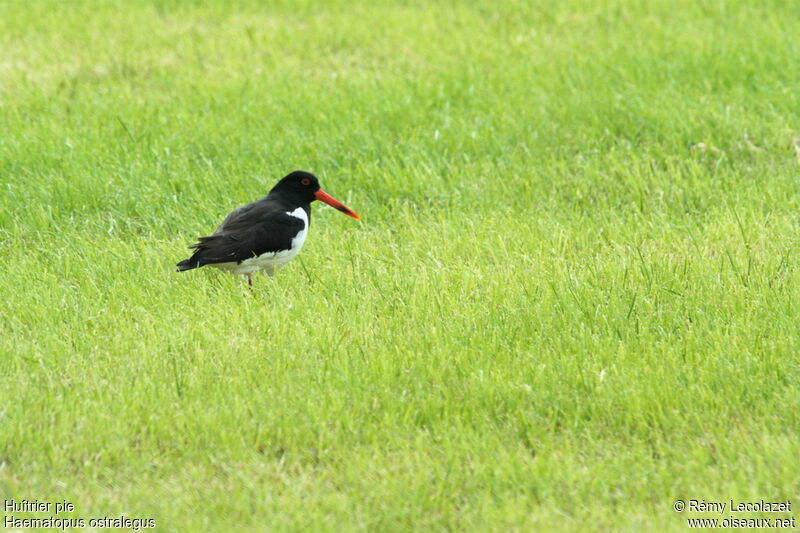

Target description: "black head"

left=269, top=170, right=361, bottom=219
left=269, top=170, right=321, bottom=203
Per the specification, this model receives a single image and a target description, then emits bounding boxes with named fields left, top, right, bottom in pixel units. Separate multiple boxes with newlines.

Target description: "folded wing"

left=177, top=201, right=305, bottom=271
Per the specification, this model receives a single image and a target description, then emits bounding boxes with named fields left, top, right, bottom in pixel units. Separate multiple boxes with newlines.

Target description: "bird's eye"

left=301, top=178, right=310, bottom=186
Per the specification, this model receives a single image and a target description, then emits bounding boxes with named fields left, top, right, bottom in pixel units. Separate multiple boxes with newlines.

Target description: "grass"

left=2, top=0, right=800, bottom=530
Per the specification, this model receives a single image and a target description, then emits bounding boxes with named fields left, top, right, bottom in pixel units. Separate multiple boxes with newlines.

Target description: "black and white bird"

left=176, top=170, right=360, bottom=285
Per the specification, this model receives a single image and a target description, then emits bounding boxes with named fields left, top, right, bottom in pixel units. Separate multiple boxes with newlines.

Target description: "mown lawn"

left=1, top=0, right=799, bottom=530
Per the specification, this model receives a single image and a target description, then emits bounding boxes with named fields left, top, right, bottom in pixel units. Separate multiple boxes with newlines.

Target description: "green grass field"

left=2, top=0, right=799, bottom=530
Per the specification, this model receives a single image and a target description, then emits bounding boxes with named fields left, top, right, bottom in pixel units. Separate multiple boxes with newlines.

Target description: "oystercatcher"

left=176, top=171, right=360, bottom=285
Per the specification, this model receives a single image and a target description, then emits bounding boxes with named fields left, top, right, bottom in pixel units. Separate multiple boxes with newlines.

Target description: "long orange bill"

left=315, top=190, right=361, bottom=220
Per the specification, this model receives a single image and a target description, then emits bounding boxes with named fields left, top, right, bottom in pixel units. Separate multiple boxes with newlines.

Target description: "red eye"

left=301, top=178, right=310, bottom=186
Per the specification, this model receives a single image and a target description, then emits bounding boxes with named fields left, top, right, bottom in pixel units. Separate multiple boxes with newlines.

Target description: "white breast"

left=217, top=207, right=308, bottom=276
left=284, top=207, right=309, bottom=255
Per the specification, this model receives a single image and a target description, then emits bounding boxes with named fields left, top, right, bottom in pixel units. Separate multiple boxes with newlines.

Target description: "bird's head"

left=271, top=170, right=360, bottom=219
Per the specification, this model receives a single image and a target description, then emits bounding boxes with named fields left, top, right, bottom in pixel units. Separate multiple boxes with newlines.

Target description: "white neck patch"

left=286, top=207, right=308, bottom=250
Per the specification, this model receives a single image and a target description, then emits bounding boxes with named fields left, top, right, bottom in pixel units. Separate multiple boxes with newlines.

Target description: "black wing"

left=177, top=201, right=305, bottom=270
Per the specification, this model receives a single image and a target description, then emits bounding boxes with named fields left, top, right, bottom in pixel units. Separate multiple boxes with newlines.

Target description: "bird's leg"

left=244, top=273, right=253, bottom=287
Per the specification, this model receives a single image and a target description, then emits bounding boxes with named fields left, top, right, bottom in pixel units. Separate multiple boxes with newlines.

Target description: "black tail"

left=177, top=235, right=228, bottom=272
left=176, top=258, right=199, bottom=272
